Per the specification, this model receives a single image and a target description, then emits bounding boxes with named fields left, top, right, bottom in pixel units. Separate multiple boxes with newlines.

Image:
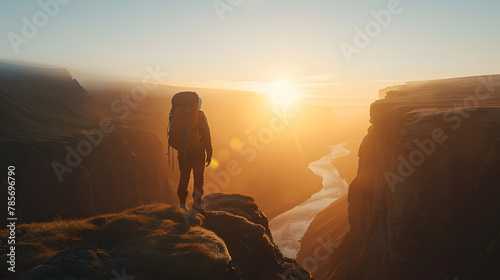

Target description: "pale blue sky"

left=1, top=0, right=499, bottom=114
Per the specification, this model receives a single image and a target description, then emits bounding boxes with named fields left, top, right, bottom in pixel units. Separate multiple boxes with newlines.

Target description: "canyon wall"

left=301, top=75, right=500, bottom=279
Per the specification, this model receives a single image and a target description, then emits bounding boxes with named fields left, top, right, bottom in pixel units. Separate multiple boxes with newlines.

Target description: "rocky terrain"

left=0, top=193, right=311, bottom=280
left=299, top=75, right=500, bottom=279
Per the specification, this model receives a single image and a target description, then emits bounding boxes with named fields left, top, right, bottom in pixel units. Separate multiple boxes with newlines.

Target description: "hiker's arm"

left=199, top=112, right=213, bottom=160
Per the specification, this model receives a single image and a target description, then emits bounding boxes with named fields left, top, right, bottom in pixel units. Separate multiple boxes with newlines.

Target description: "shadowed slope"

left=0, top=62, right=175, bottom=222
left=296, top=195, right=349, bottom=276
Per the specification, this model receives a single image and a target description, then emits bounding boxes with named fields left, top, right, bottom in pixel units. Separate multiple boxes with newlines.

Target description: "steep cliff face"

left=0, top=63, right=175, bottom=222
left=296, top=195, right=349, bottom=277
left=315, top=75, right=500, bottom=280
left=0, top=193, right=311, bottom=280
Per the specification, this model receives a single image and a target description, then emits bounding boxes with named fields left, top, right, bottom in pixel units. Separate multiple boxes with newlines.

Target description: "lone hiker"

left=168, top=91, right=212, bottom=211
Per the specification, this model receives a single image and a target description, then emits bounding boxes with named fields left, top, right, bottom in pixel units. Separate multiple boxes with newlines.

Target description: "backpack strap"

left=184, top=106, right=189, bottom=155
left=167, top=109, right=175, bottom=171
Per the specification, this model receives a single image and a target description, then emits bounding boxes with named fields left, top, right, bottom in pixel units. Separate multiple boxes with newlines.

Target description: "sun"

left=263, top=79, right=301, bottom=107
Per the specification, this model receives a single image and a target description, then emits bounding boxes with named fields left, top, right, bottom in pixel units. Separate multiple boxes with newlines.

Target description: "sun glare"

left=264, top=79, right=301, bottom=106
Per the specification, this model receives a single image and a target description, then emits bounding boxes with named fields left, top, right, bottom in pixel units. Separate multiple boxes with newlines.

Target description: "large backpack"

left=168, top=91, right=200, bottom=152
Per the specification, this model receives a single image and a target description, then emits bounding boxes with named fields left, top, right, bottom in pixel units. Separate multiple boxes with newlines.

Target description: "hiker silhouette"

left=168, top=91, right=213, bottom=211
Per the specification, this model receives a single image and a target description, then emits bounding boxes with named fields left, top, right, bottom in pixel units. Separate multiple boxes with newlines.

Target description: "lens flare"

left=208, top=158, right=220, bottom=169
left=230, top=138, right=243, bottom=151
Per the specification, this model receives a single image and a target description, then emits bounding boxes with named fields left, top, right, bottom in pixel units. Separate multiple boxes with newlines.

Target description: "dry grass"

left=0, top=203, right=233, bottom=279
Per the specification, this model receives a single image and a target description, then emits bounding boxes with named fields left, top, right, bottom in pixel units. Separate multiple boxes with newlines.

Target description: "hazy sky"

left=1, top=0, right=499, bottom=114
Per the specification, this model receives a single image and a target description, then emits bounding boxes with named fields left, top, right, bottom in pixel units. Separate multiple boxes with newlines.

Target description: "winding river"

left=269, top=143, right=350, bottom=258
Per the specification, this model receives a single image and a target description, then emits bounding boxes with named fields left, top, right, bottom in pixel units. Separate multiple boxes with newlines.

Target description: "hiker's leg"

left=177, top=153, right=192, bottom=206
left=192, top=153, right=206, bottom=210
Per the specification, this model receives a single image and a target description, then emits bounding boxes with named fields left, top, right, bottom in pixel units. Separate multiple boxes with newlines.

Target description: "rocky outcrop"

left=322, top=75, right=500, bottom=279
left=0, top=62, right=175, bottom=222
left=0, top=193, right=311, bottom=280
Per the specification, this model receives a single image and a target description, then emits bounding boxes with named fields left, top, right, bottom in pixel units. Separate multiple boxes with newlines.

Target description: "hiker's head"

left=198, top=97, right=203, bottom=110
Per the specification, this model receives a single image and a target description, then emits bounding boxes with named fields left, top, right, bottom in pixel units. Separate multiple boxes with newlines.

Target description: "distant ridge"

left=0, top=63, right=98, bottom=144
left=404, top=74, right=500, bottom=86
left=0, top=61, right=72, bottom=81
left=379, top=74, right=500, bottom=100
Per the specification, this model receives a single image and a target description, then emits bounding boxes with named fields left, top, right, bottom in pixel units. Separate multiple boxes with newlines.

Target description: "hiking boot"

left=193, top=205, right=205, bottom=215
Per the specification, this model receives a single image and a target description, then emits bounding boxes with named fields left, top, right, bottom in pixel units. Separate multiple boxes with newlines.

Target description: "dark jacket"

left=185, top=110, right=212, bottom=158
